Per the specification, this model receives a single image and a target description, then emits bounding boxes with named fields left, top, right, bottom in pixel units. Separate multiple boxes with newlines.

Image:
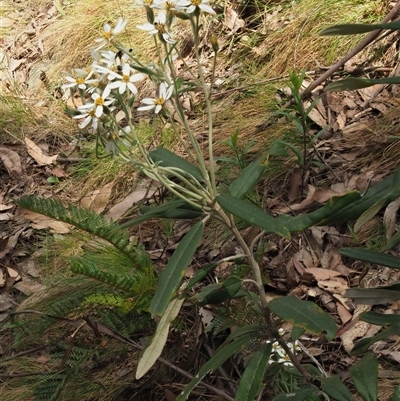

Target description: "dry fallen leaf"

left=304, top=268, right=342, bottom=281
left=105, top=179, right=157, bottom=221
left=24, top=137, right=58, bottom=165
left=318, top=279, right=348, bottom=295
left=19, top=209, right=71, bottom=234
left=0, top=147, right=22, bottom=177
left=383, top=197, right=400, bottom=240
left=336, top=303, right=352, bottom=324
left=224, top=7, right=245, bottom=32
left=80, top=181, right=114, bottom=213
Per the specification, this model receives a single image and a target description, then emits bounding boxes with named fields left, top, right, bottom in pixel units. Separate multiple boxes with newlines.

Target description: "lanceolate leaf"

left=269, top=296, right=337, bottom=341
left=176, top=333, right=254, bottom=401
left=351, top=324, right=400, bottom=354
left=321, top=376, right=352, bottom=401
left=119, top=199, right=188, bottom=228
left=354, top=197, right=388, bottom=232
left=276, top=167, right=400, bottom=232
left=360, top=311, right=400, bottom=326
left=339, top=248, right=400, bottom=269
left=344, top=288, right=400, bottom=305
left=150, top=221, right=204, bottom=316
left=194, top=276, right=242, bottom=307
left=391, top=384, right=400, bottom=401
left=230, top=158, right=266, bottom=198
left=235, top=343, right=272, bottom=401
left=149, top=147, right=204, bottom=181
left=349, top=352, right=378, bottom=401
left=216, top=194, right=290, bottom=238
left=325, top=77, right=400, bottom=92
left=136, top=297, right=185, bottom=379
left=320, top=22, right=400, bottom=36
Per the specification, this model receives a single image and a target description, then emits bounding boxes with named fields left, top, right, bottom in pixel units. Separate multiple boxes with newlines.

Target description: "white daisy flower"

left=73, top=105, right=98, bottom=130
left=78, top=86, right=115, bottom=118
left=107, top=64, right=144, bottom=95
left=62, top=69, right=96, bottom=91
left=137, top=12, right=176, bottom=44
left=138, top=82, right=173, bottom=114
left=176, top=0, right=215, bottom=15
left=94, top=17, right=128, bottom=50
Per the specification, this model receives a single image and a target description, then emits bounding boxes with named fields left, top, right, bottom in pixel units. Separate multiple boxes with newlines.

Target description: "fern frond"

left=69, top=257, right=148, bottom=293
left=15, top=196, right=152, bottom=271
left=33, top=373, right=67, bottom=401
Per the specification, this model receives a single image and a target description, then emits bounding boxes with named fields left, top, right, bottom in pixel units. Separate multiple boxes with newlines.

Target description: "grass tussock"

left=243, top=0, right=384, bottom=76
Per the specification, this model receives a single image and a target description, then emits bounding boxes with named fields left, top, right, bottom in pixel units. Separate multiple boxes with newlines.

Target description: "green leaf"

left=320, top=22, right=400, bottom=36
left=354, top=197, right=388, bottom=232
left=269, top=296, right=337, bottom=341
left=149, top=147, right=204, bottom=181
left=271, top=386, right=319, bottom=401
left=321, top=376, right=352, bottom=401
left=176, top=333, right=254, bottom=401
left=383, top=229, right=400, bottom=251
left=351, top=324, right=400, bottom=354
left=349, top=352, right=378, bottom=401
left=216, top=193, right=290, bottom=238
left=291, top=326, right=305, bottom=341
left=235, top=343, right=272, bottom=401
left=339, top=248, right=400, bottom=269
left=119, top=199, right=188, bottom=228
left=344, top=288, right=400, bottom=305
left=193, top=276, right=242, bottom=306
left=391, top=383, right=400, bottom=401
left=230, top=158, right=266, bottom=197
left=141, top=203, right=204, bottom=220
left=277, top=167, right=400, bottom=232
left=325, top=77, right=400, bottom=92
left=136, top=297, right=185, bottom=379
left=185, top=262, right=218, bottom=290
left=150, top=222, right=204, bottom=316
left=360, top=311, right=400, bottom=326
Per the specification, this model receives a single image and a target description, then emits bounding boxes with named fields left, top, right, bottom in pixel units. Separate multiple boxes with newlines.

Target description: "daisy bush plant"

left=61, top=3, right=342, bottom=401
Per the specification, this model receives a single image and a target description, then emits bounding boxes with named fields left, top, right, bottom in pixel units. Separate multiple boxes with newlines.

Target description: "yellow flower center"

left=122, top=75, right=130, bottom=83
left=88, top=110, right=95, bottom=117
left=191, top=0, right=201, bottom=5
left=103, top=32, right=112, bottom=40
left=155, top=98, right=165, bottom=106
left=95, top=97, right=105, bottom=106
left=76, top=78, right=85, bottom=84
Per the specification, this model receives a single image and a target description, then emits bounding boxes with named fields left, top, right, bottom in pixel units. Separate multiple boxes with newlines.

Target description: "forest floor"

left=1, top=0, right=400, bottom=400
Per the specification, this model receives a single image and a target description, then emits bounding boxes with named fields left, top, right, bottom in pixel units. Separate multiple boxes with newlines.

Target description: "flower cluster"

left=266, top=328, right=302, bottom=367
left=62, top=0, right=216, bottom=159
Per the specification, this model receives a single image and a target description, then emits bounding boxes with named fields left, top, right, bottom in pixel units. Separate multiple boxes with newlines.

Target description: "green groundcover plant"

left=13, top=4, right=400, bottom=400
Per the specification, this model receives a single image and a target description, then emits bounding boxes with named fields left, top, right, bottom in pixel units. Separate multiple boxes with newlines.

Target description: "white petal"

left=137, top=104, right=155, bottom=111
left=199, top=3, right=215, bottom=14
left=141, top=98, right=156, bottom=105
left=95, top=105, right=103, bottom=118
left=155, top=104, right=162, bottom=113
left=127, top=82, right=138, bottom=94
left=103, top=23, right=111, bottom=33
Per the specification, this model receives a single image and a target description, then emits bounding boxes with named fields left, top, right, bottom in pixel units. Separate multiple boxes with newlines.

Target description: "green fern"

left=15, top=196, right=151, bottom=271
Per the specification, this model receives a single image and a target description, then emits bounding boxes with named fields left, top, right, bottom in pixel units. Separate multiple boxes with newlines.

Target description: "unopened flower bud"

left=210, top=35, right=219, bottom=53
